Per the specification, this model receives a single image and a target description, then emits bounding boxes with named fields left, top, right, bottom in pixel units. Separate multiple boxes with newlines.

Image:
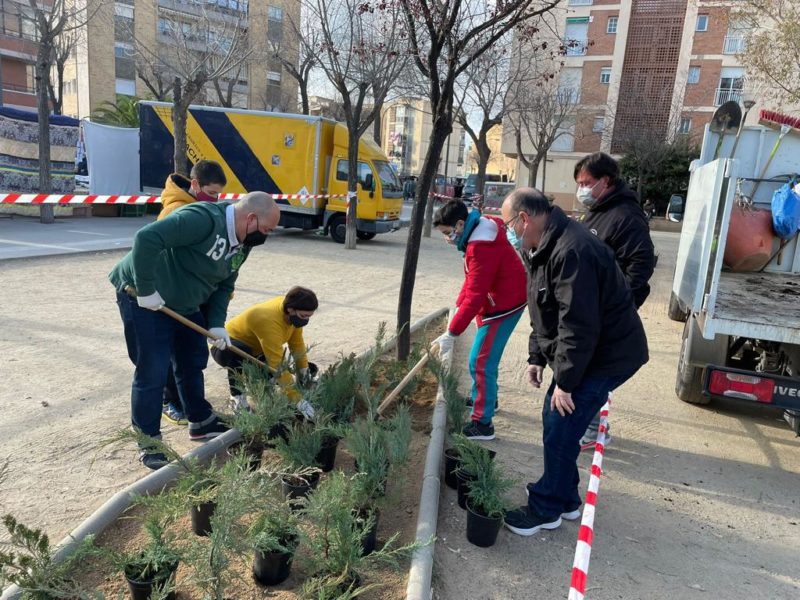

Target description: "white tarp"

left=83, top=120, right=140, bottom=194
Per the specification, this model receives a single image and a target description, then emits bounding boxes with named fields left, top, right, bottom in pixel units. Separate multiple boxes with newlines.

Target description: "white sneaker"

left=229, top=394, right=250, bottom=413
left=297, top=399, right=316, bottom=421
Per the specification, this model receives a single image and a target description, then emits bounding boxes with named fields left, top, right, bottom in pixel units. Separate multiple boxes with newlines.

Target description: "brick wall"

left=587, top=9, right=618, bottom=56
left=574, top=109, right=603, bottom=153
left=680, top=110, right=712, bottom=143
left=683, top=59, right=721, bottom=107
left=691, top=5, right=730, bottom=55
left=580, top=61, right=612, bottom=106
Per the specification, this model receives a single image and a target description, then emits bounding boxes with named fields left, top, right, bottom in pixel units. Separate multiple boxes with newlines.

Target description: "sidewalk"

left=0, top=215, right=152, bottom=260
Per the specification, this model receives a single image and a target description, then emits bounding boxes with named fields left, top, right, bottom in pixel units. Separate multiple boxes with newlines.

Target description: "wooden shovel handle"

left=377, top=352, right=431, bottom=417
left=125, top=286, right=266, bottom=368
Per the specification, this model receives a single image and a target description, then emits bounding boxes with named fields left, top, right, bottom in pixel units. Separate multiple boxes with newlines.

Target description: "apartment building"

left=466, top=124, right=516, bottom=182
left=0, top=0, right=42, bottom=110
left=381, top=97, right=466, bottom=179
left=504, top=0, right=753, bottom=209
left=63, top=0, right=299, bottom=118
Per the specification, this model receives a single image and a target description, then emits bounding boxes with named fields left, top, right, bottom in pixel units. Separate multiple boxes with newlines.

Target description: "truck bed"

left=708, top=271, right=800, bottom=344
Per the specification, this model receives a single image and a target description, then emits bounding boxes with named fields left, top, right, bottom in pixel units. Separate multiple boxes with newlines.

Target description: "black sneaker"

left=189, top=415, right=229, bottom=441
left=504, top=505, right=562, bottom=536
left=462, top=421, right=495, bottom=441
left=138, top=449, right=169, bottom=470
left=524, top=485, right=581, bottom=520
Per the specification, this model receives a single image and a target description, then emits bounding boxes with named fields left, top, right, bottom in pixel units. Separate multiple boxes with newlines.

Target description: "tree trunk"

left=397, top=116, right=451, bottom=360
left=372, top=100, right=382, bottom=146
left=527, top=155, right=540, bottom=188
left=36, top=42, right=54, bottom=224
left=345, top=128, right=359, bottom=250
left=172, top=78, right=189, bottom=176
left=474, top=136, right=491, bottom=198
left=299, top=82, right=310, bottom=115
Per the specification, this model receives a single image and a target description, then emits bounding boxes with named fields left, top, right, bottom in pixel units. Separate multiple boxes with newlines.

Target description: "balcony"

left=723, top=35, right=746, bottom=55
left=564, top=39, right=588, bottom=56
left=715, top=87, right=742, bottom=106
left=2, top=81, right=35, bottom=95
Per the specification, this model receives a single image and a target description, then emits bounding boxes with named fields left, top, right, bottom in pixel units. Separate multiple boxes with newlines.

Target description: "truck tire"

left=329, top=214, right=346, bottom=244
left=356, top=231, right=376, bottom=241
left=668, top=291, right=688, bottom=322
left=676, top=320, right=710, bottom=405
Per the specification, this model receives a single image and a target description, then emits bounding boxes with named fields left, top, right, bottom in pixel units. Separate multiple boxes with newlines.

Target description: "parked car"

left=666, top=194, right=685, bottom=222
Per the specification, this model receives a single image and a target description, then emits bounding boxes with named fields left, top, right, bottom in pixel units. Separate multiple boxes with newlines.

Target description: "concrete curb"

left=406, top=309, right=454, bottom=600
left=0, top=307, right=449, bottom=600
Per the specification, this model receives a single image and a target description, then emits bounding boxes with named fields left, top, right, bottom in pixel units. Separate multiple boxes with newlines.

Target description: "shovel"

left=124, top=286, right=266, bottom=368
left=376, top=351, right=432, bottom=417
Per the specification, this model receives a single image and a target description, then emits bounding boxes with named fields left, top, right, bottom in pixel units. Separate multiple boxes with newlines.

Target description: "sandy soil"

left=2, top=227, right=800, bottom=599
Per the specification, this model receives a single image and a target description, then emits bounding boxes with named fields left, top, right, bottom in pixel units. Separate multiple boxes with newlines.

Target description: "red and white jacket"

left=449, top=215, right=528, bottom=336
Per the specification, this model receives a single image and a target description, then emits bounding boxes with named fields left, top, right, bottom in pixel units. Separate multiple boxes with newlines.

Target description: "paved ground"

left=1, top=220, right=798, bottom=599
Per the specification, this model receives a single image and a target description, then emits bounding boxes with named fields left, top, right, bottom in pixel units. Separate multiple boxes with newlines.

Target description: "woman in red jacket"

left=433, top=200, right=528, bottom=440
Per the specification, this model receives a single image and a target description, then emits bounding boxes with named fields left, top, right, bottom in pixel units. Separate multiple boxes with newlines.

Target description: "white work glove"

left=433, top=332, right=456, bottom=355
left=297, top=398, right=316, bottom=421
left=137, top=291, right=165, bottom=311
left=208, top=327, right=231, bottom=350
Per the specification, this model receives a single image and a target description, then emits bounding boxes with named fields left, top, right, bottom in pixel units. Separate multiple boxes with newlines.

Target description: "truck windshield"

left=374, top=160, right=402, bottom=193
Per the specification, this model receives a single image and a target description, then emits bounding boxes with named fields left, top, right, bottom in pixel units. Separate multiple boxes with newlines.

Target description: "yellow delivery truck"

left=139, top=101, right=403, bottom=243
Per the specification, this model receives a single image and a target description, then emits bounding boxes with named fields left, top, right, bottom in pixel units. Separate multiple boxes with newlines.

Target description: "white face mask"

left=576, top=180, right=603, bottom=208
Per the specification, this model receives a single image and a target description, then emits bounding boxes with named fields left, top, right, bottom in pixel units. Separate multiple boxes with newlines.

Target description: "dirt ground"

left=2, top=226, right=800, bottom=599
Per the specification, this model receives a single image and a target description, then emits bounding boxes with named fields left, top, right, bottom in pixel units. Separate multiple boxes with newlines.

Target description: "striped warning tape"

left=0, top=192, right=350, bottom=205
left=568, top=398, right=611, bottom=600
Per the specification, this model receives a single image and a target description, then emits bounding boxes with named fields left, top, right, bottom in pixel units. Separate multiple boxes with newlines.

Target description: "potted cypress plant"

left=465, top=458, right=514, bottom=548
left=273, top=419, right=325, bottom=504
left=453, top=435, right=496, bottom=510
left=249, top=493, right=300, bottom=586
left=429, top=357, right=470, bottom=490
left=119, top=519, right=182, bottom=600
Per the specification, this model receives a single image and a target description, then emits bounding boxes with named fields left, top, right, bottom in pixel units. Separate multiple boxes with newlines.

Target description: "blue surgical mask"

left=448, top=231, right=462, bottom=245
left=506, top=226, right=522, bottom=250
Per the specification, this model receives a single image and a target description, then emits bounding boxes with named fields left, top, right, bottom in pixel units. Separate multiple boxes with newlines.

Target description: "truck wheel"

left=676, top=320, right=709, bottom=405
left=356, top=231, right=376, bottom=241
left=668, top=291, right=688, bottom=322
left=328, top=215, right=346, bottom=244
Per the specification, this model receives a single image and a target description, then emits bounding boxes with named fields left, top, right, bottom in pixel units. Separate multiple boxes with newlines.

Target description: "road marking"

left=0, top=238, right=78, bottom=251
left=67, top=230, right=109, bottom=236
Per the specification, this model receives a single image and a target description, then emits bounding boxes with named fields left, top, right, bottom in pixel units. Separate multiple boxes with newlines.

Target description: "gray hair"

left=508, top=187, right=552, bottom=217
left=235, top=191, right=277, bottom=217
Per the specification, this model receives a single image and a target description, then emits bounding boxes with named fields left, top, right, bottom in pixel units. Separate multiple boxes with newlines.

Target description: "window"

left=679, top=117, right=691, bottom=135
left=607, top=16, right=618, bottom=34
left=551, top=117, right=576, bottom=152
left=696, top=15, right=708, bottom=32
left=336, top=160, right=374, bottom=187
left=716, top=67, right=744, bottom=105
left=600, top=67, right=612, bottom=84
left=268, top=21, right=283, bottom=43
left=567, top=0, right=592, bottom=5
left=115, top=78, right=136, bottom=96
left=25, top=64, right=35, bottom=92
left=558, top=67, right=582, bottom=104
left=687, top=66, right=700, bottom=84
left=114, top=14, right=134, bottom=44
left=592, top=116, right=604, bottom=133
left=564, top=17, right=589, bottom=56
left=267, top=70, right=281, bottom=83
left=115, top=44, right=135, bottom=80
left=268, top=6, right=284, bottom=21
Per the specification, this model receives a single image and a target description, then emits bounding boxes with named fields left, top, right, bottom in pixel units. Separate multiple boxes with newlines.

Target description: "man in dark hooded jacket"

left=574, top=152, right=655, bottom=448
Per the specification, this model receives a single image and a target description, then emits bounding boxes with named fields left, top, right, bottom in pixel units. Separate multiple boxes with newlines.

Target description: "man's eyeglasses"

left=503, top=214, right=521, bottom=232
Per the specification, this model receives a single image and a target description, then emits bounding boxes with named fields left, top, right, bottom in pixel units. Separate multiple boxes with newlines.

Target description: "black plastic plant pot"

left=443, top=448, right=460, bottom=490
left=191, top=501, right=216, bottom=536
left=315, top=436, right=340, bottom=473
left=357, top=508, right=379, bottom=556
left=227, top=440, right=264, bottom=472
left=456, top=470, right=476, bottom=510
left=281, top=472, right=321, bottom=505
left=252, top=547, right=294, bottom=586
left=124, top=561, right=178, bottom=600
left=465, top=502, right=503, bottom=547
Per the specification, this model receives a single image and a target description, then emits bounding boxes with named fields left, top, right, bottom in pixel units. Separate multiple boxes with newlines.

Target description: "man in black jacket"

left=574, top=152, right=655, bottom=449
left=500, top=188, right=648, bottom=536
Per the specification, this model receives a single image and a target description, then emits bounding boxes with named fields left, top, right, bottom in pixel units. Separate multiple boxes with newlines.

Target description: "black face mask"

left=243, top=230, right=268, bottom=247
left=289, top=314, right=309, bottom=328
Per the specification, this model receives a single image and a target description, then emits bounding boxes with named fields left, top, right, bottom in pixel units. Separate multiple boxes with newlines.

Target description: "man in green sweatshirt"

left=110, top=192, right=280, bottom=469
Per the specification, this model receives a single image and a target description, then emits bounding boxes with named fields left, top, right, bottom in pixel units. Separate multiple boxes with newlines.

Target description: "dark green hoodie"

left=109, top=202, right=250, bottom=327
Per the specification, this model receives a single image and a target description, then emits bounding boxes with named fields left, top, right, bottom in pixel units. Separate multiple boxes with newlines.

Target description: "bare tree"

left=211, top=64, right=247, bottom=108
left=136, top=58, right=171, bottom=101
left=269, top=15, right=320, bottom=115
left=47, top=28, right=77, bottom=116
left=305, top=0, right=409, bottom=249
left=394, top=0, right=561, bottom=359
left=28, top=0, right=101, bottom=224
left=135, top=6, right=256, bottom=175
left=736, top=0, right=800, bottom=107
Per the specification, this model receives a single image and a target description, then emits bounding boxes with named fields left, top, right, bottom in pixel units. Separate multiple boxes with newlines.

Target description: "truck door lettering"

left=206, top=235, right=227, bottom=261
left=777, top=386, right=799, bottom=397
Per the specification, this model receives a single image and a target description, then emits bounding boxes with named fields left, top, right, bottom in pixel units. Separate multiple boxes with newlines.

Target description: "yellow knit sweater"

left=226, top=296, right=309, bottom=399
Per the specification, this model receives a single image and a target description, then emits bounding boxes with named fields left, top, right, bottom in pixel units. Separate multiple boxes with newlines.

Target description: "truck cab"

left=323, top=124, right=403, bottom=243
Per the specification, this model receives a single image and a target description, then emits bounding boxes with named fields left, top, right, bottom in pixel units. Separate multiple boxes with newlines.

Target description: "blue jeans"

left=116, top=291, right=213, bottom=437
left=527, top=372, right=635, bottom=519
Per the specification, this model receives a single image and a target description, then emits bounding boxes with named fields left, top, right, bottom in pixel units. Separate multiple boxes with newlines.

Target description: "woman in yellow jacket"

left=211, top=287, right=318, bottom=415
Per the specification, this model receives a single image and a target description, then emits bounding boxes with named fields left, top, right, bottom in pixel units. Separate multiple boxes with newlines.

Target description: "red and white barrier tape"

left=429, top=192, right=483, bottom=202
left=0, top=192, right=349, bottom=205
left=568, top=398, right=611, bottom=600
